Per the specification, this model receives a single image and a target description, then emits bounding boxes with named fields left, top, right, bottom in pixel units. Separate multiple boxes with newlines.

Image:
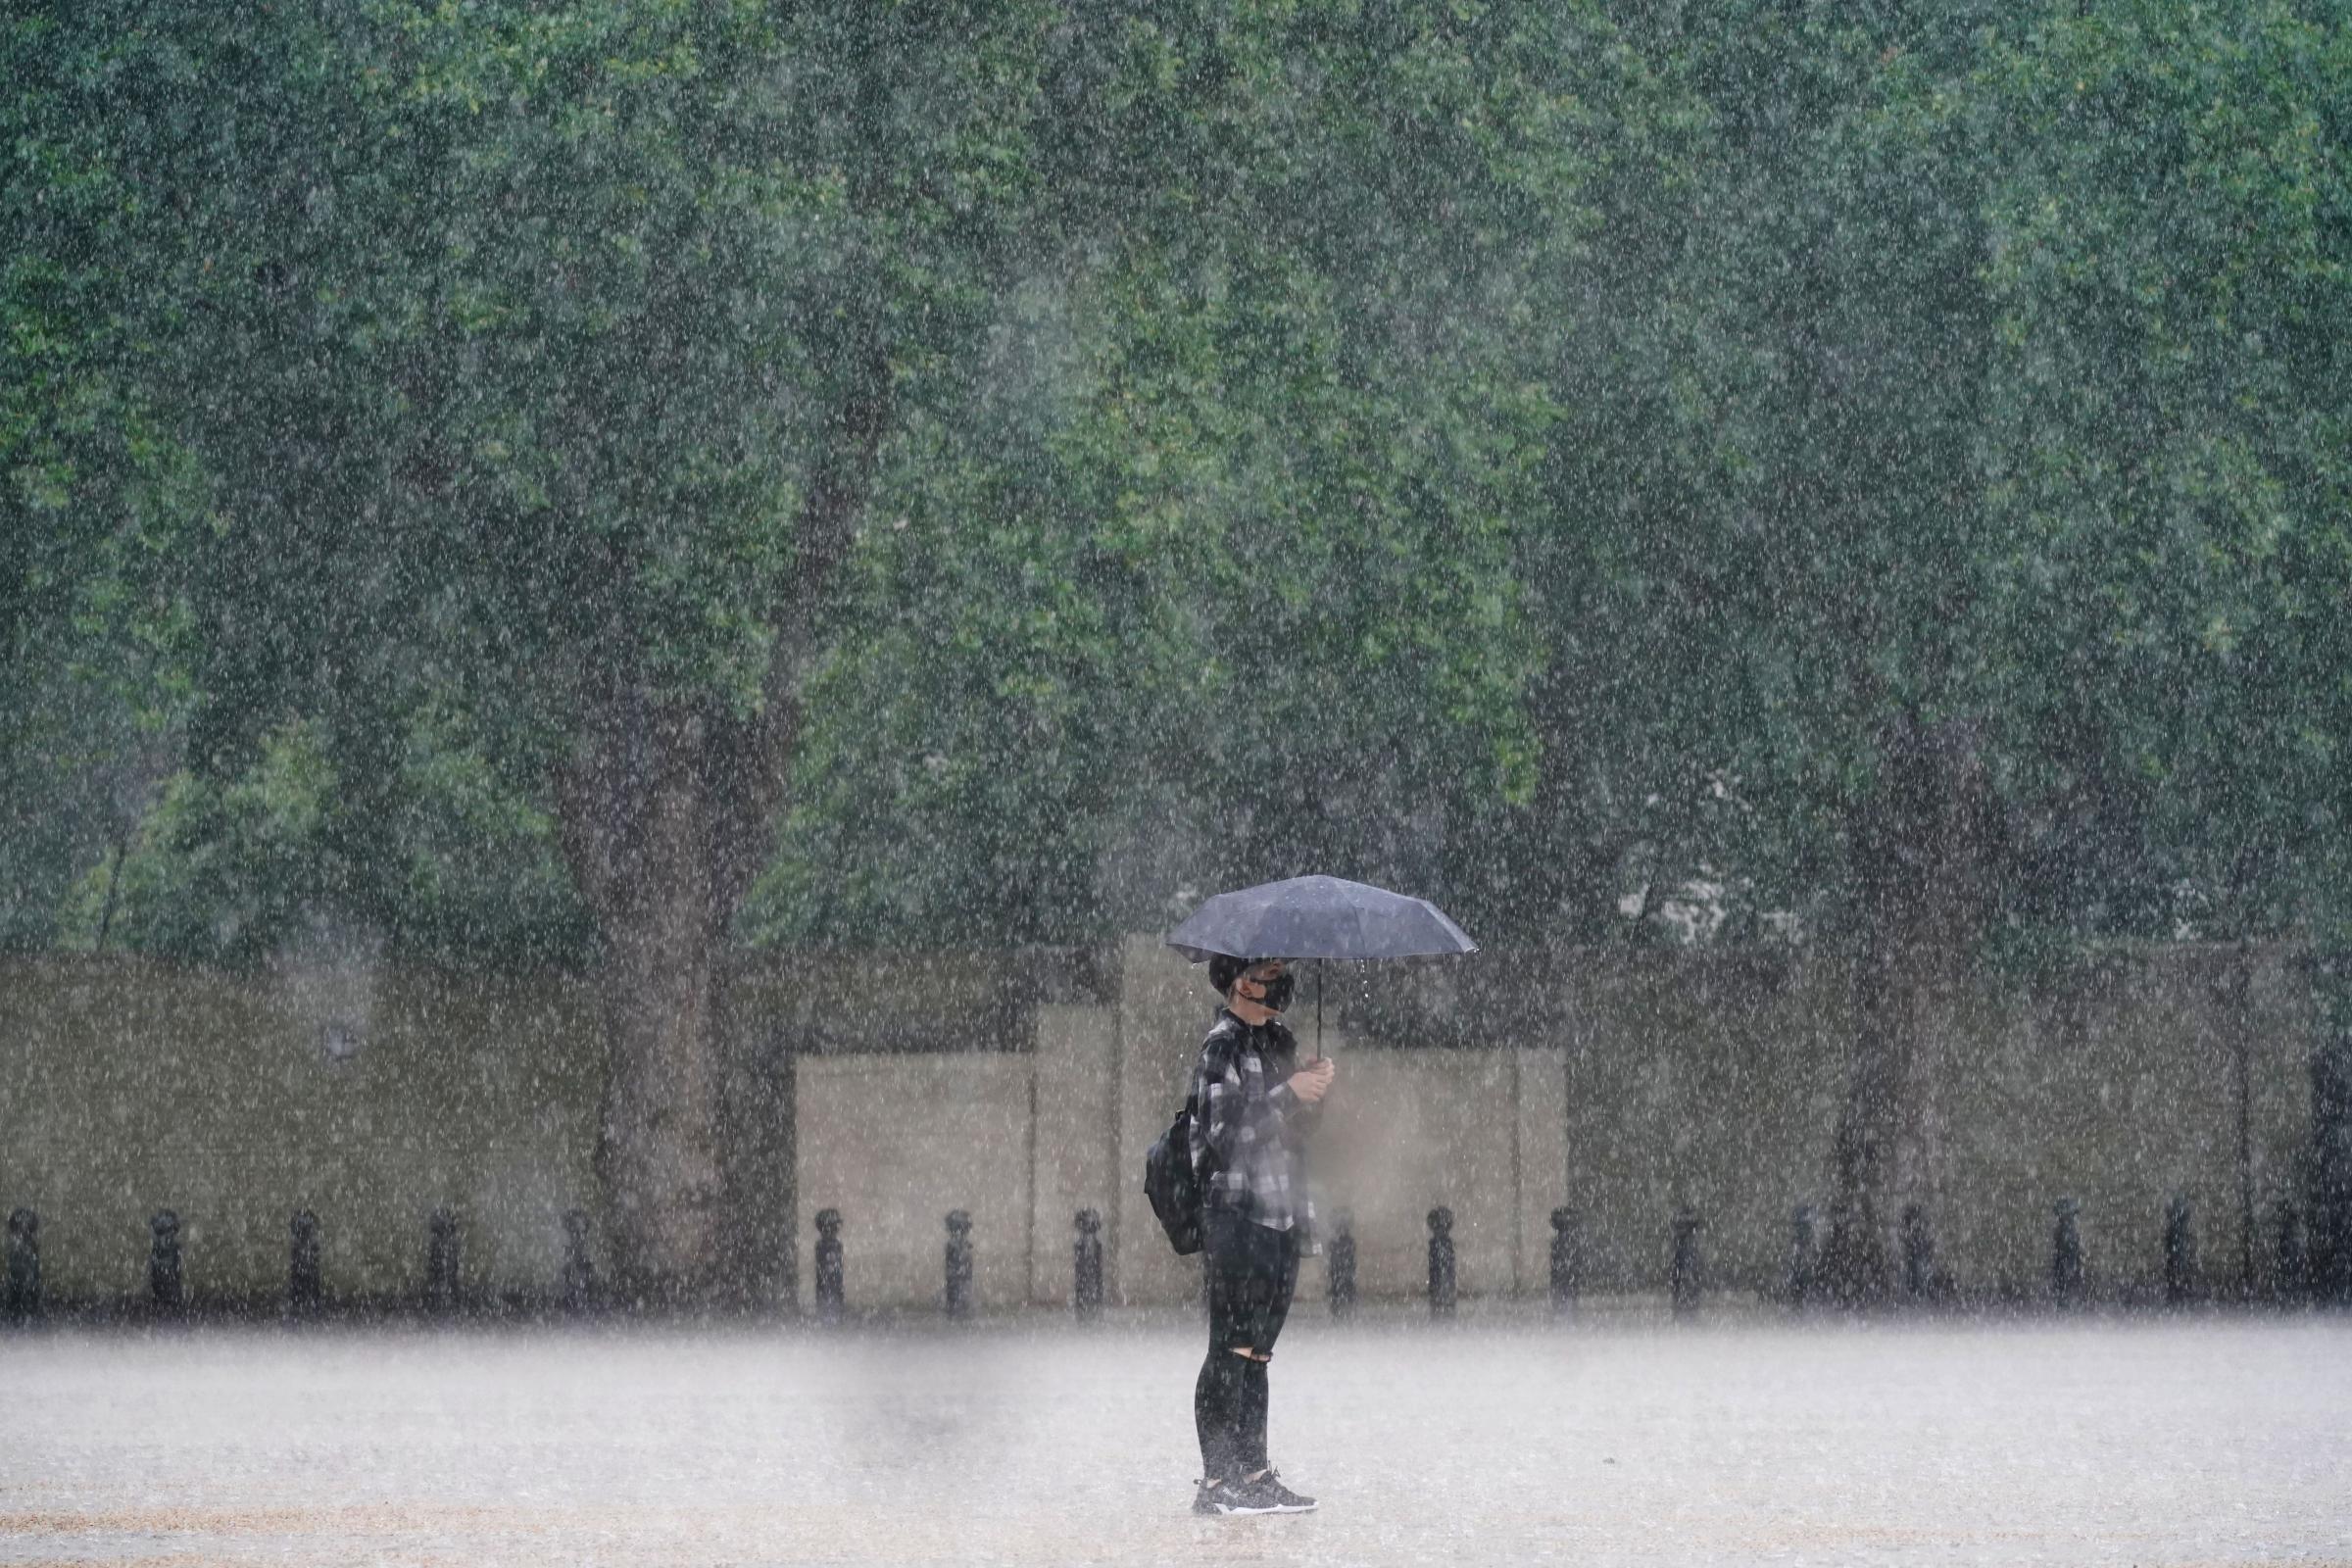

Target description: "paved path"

left=2, top=1313, right=2347, bottom=1565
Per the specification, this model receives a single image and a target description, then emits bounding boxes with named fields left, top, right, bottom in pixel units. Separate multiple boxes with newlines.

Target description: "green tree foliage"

left=1, top=10, right=186, bottom=949
left=1977, top=0, right=2352, bottom=942
left=10, top=0, right=2350, bottom=1300
left=751, top=2, right=1694, bottom=948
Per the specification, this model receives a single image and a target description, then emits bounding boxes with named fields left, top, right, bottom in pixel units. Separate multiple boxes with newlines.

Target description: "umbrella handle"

left=1314, top=957, right=1323, bottom=1062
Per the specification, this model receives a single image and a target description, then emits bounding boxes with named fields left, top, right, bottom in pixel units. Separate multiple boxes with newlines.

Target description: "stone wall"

left=1362, top=943, right=2315, bottom=1301
left=0, top=957, right=602, bottom=1304
left=0, top=938, right=2316, bottom=1309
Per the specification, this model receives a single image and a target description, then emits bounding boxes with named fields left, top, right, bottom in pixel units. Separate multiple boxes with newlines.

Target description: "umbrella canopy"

left=1166, top=875, right=1477, bottom=963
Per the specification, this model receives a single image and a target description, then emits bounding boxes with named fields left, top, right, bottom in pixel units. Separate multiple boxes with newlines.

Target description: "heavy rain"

left=3, top=3, right=2349, bottom=1564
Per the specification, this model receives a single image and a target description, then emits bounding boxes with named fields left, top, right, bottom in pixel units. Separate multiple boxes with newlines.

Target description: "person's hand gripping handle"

left=1289, top=1055, right=1338, bottom=1104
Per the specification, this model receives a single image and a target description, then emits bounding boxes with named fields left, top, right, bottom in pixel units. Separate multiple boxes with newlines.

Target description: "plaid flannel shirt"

left=1188, top=1009, right=1318, bottom=1233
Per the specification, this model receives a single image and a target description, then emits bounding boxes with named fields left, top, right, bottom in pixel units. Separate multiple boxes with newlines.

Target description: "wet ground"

left=1, top=1309, right=2346, bottom=1566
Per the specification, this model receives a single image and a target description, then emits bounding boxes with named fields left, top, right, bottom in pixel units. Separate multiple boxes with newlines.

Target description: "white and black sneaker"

left=1249, top=1469, right=1317, bottom=1513
left=1193, top=1479, right=1243, bottom=1515
left=1198, top=1471, right=1314, bottom=1515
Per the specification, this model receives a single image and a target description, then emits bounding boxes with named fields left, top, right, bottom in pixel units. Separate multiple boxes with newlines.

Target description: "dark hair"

left=1208, top=954, right=1250, bottom=995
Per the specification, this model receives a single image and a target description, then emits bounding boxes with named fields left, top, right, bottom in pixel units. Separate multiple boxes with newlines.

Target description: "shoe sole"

left=1201, top=1502, right=1316, bottom=1515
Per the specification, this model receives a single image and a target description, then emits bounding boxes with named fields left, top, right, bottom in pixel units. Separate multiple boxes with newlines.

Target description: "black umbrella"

left=1166, top=875, right=1478, bottom=1056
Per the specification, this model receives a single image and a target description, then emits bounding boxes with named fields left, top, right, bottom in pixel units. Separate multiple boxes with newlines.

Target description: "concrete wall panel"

left=1515, top=1048, right=1567, bottom=1294
left=1312, top=1046, right=1518, bottom=1300
left=1112, top=936, right=1215, bottom=1308
left=1028, top=1003, right=1118, bottom=1305
left=794, top=1052, right=1034, bottom=1312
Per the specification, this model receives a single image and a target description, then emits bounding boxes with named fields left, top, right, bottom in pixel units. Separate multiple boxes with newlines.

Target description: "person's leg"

left=1256, top=1225, right=1300, bottom=1350
left=1194, top=1346, right=1247, bottom=1484
left=1236, top=1357, right=1270, bottom=1475
left=1237, top=1227, right=1300, bottom=1478
left=1197, top=1215, right=1258, bottom=1487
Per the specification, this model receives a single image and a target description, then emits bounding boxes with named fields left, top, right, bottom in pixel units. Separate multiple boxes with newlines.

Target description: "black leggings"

left=1194, top=1212, right=1300, bottom=1482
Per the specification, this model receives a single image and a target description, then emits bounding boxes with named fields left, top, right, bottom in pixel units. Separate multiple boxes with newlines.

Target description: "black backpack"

left=1144, top=1093, right=1207, bottom=1255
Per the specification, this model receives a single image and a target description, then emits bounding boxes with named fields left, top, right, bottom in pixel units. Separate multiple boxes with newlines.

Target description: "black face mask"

left=1239, top=970, right=1295, bottom=1013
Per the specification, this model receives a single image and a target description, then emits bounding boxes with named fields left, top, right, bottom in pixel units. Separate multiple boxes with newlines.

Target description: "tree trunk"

left=556, top=694, right=820, bottom=1308
left=581, top=709, right=730, bottom=1304
left=553, top=364, right=894, bottom=1308
left=1820, top=716, right=1993, bottom=1306
left=719, top=1013, right=798, bottom=1311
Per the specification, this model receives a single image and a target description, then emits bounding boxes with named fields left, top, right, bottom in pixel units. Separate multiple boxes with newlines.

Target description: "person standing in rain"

left=1189, top=956, right=1336, bottom=1516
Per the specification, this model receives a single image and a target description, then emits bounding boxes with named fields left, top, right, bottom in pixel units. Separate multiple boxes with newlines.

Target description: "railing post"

left=1325, top=1212, right=1356, bottom=1320
left=4, top=1209, right=39, bottom=1324
left=1427, top=1206, right=1456, bottom=1318
left=1548, top=1207, right=1580, bottom=1319
left=943, top=1210, right=974, bottom=1321
left=1670, top=1205, right=1703, bottom=1320
left=287, top=1210, right=322, bottom=1318
left=1072, top=1208, right=1103, bottom=1321
left=2051, top=1198, right=2083, bottom=1308
left=149, top=1210, right=185, bottom=1316
left=425, top=1207, right=461, bottom=1317
left=813, top=1208, right=845, bottom=1323
left=1788, top=1203, right=1819, bottom=1308
left=561, top=1209, right=598, bottom=1316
